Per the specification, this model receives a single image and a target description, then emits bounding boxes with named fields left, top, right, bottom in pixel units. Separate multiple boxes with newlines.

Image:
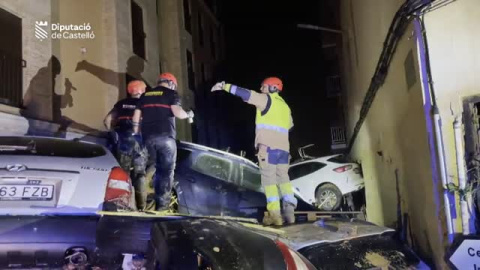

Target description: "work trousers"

left=257, top=144, right=297, bottom=212
left=145, top=135, right=177, bottom=210
left=115, top=132, right=148, bottom=209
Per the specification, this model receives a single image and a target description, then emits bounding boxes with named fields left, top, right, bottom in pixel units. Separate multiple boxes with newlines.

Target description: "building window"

left=198, top=13, right=204, bottom=46
left=0, top=7, right=22, bottom=107
left=210, top=27, right=216, bottom=58
left=131, top=0, right=146, bottom=59
left=186, top=50, right=195, bottom=90
left=183, top=0, right=191, bottom=33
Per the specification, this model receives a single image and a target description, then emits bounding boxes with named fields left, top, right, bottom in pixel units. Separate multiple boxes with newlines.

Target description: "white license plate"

left=0, top=185, right=54, bottom=201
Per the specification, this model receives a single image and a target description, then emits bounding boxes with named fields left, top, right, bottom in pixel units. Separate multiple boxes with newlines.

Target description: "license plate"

left=0, top=185, right=54, bottom=201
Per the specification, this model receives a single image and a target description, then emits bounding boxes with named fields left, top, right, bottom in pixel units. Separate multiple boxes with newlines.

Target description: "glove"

left=211, top=81, right=225, bottom=92
left=186, top=110, right=194, bottom=119
left=132, top=133, right=143, bottom=146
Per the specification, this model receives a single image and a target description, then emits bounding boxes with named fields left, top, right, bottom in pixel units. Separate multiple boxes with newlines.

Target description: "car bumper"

left=342, top=175, right=365, bottom=194
left=0, top=206, right=102, bottom=216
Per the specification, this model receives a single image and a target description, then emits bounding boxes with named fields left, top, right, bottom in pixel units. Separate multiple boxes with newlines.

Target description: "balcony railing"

left=0, top=50, right=23, bottom=107
left=331, top=126, right=347, bottom=150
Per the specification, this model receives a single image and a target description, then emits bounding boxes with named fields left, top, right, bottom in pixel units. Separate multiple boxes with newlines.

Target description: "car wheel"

left=315, top=183, right=342, bottom=211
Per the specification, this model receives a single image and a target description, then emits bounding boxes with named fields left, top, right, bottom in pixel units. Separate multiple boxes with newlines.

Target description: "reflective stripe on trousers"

left=265, top=184, right=281, bottom=211
left=257, top=145, right=297, bottom=211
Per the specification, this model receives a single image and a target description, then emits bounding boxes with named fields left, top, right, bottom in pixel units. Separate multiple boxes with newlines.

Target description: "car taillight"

left=105, top=167, right=132, bottom=202
left=333, top=165, right=352, bottom=173
left=275, top=240, right=316, bottom=270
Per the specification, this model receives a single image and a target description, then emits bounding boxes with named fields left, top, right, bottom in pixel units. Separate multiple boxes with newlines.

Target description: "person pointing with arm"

left=211, top=77, right=296, bottom=226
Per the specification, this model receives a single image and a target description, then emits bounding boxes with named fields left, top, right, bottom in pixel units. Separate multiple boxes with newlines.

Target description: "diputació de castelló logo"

left=35, top=21, right=95, bottom=41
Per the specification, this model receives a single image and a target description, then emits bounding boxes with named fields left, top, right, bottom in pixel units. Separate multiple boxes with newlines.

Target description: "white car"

left=288, top=154, right=364, bottom=211
left=0, top=136, right=135, bottom=215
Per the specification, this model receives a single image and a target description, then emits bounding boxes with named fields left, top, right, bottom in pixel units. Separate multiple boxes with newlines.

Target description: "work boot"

left=135, top=191, right=146, bottom=211
left=133, top=174, right=147, bottom=211
left=263, top=211, right=283, bottom=226
left=282, top=201, right=296, bottom=225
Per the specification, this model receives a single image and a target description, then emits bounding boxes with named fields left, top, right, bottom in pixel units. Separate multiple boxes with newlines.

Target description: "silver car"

left=0, top=136, right=135, bottom=215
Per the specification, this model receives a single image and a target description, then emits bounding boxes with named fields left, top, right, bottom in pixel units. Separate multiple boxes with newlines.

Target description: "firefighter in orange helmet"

left=132, top=72, right=194, bottom=211
left=104, top=80, right=148, bottom=210
left=212, top=77, right=296, bottom=226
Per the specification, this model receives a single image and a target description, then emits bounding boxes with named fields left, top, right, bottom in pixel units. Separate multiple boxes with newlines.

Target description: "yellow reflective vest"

left=255, top=93, right=291, bottom=134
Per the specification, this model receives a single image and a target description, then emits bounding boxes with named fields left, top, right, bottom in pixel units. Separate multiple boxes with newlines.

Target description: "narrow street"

left=0, top=0, right=478, bottom=269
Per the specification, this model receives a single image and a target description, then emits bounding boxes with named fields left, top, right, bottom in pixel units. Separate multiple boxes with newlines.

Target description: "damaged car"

left=162, top=141, right=267, bottom=220
left=0, top=213, right=316, bottom=269
left=244, top=218, right=429, bottom=270
left=289, top=145, right=365, bottom=211
left=0, top=136, right=136, bottom=215
left=149, top=141, right=316, bottom=220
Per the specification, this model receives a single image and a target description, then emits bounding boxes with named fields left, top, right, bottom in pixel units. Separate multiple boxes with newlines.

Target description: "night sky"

left=209, top=0, right=338, bottom=160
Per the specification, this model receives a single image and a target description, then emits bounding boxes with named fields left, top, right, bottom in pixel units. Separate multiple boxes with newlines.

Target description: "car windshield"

left=0, top=137, right=106, bottom=158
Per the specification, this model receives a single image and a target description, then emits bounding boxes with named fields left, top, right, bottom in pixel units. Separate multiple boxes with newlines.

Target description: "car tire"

left=315, top=183, right=342, bottom=211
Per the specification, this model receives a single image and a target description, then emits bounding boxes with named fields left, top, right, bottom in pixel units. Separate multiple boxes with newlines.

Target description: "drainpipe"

left=454, top=117, right=471, bottom=235
left=413, top=18, right=445, bottom=244
left=434, top=107, right=455, bottom=242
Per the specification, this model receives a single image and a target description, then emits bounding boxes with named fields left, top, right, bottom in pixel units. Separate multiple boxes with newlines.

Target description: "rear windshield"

left=0, top=137, right=106, bottom=158
left=327, top=155, right=350, bottom=164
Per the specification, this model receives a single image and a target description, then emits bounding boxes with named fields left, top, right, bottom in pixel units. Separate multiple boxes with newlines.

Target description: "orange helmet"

left=127, top=80, right=146, bottom=96
left=158, top=72, right=178, bottom=87
left=262, top=77, right=283, bottom=92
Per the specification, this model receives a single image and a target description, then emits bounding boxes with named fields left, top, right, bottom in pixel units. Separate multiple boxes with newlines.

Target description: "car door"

left=210, top=160, right=265, bottom=219
left=172, top=147, right=195, bottom=213
left=184, top=153, right=234, bottom=216
left=235, top=164, right=267, bottom=219
left=288, top=162, right=327, bottom=205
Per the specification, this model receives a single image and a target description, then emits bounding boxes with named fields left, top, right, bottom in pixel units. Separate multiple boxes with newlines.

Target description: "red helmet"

left=158, top=72, right=178, bottom=87
left=262, top=77, right=283, bottom=91
left=127, top=80, right=146, bottom=96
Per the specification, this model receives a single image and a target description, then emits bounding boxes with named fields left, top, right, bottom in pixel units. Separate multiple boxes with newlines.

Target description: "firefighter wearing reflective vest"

left=104, top=80, right=148, bottom=210
left=211, top=77, right=297, bottom=226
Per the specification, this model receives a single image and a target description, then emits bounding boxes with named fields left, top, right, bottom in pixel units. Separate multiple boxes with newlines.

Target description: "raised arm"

left=211, top=82, right=268, bottom=112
